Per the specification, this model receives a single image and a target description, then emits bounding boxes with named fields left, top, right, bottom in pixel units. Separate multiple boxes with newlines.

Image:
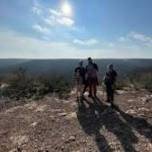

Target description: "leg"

left=111, top=88, right=114, bottom=103
left=93, top=83, right=97, bottom=97
left=109, top=86, right=115, bottom=107
left=80, top=84, right=84, bottom=98
left=82, top=77, right=88, bottom=95
left=106, top=86, right=111, bottom=102
left=76, top=78, right=81, bottom=100
left=76, top=84, right=80, bottom=100
left=88, top=83, right=93, bottom=97
left=83, top=84, right=88, bottom=95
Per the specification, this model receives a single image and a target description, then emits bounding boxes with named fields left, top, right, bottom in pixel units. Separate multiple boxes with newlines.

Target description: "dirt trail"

left=0, top=89, right=152, bottom=152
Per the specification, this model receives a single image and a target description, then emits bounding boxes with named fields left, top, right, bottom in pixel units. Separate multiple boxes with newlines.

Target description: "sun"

left=61, top=1, right=73, bottom=17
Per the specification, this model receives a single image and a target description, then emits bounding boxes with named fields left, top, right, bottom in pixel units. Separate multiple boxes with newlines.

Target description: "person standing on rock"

left=104, top=64, right=117, bottom=107
left=74, top=61, right=86, bottom=100
left=83, top=57, right=99, bottom=98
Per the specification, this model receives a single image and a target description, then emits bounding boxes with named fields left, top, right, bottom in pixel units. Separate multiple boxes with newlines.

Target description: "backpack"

left=104, top=70, right=117, bottom=85
left=103, top=73, right=111, bottom=85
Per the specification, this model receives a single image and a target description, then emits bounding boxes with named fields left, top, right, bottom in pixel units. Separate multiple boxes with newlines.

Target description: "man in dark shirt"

left=74, top=61, right=86, bottom=100
left=104, top=64, right=117, bottom=107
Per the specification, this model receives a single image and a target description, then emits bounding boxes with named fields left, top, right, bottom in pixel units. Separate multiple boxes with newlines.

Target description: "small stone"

left=128, top=99, right=135, bottom=103
left=58, top=112, right=67, bottom=117
left=35, top=105, right=47, bottom=112
left=65, top=135, right=76, bottom=143
left=69, top=135, right=76, bottom=141
left=125, top=109, right=136, bottom=114
left=65, top=112, right=77, bottom=119
left=30, top=122, right=38, bottom=127
left=116, top=90, right=126, bottom=95
left=138, top=107, right=149, bottom=112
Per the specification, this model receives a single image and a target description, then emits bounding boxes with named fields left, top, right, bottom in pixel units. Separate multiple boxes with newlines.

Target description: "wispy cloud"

left=73, top=38, right=99, bottom=46
left=0, top=29, right=152, bottom=58
left=57, top=17, right=74, bottom=27
left=32, top=0, right=42, bottom=15
left=32, top=24, right=50, bottom=34
left=118, top=36, right=126, bottom=42
left=0, top=30, right=101, bottom=58
left=118, top=32, right=152, bottom=47
left=44, top=8, right=74, bottom=27
left=49, top=9, right=61, bottom=17
left=31, top=1, right=75, bottom=28
left=129, top=32, right=152, bottom=47
left=32, top=6, right=42, bottom=15
left=31, top=0, right=76, bottom=42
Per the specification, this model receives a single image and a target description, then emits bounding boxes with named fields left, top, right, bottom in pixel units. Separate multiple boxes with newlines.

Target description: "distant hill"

left=0, top=59, right=152, bottom=80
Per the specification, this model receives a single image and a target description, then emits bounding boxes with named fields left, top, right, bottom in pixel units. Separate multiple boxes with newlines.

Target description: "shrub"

left=1, top=68, right=71, bottom=100
left=115, top=78, right=131, bottom=90
left=129, top=72, right=152, bottom=92
left=50, top=76, right=71, bottom=98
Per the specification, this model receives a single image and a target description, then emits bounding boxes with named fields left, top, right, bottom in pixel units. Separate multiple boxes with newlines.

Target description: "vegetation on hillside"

left=0, top=64, right=152, bottom=100
left=0, top=68, right=70, bottom=100
left=129, top=69, right=152, bottom=92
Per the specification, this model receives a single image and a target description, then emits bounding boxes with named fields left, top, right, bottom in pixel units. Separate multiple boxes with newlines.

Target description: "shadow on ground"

left=76, top=97, right=152, bottom=152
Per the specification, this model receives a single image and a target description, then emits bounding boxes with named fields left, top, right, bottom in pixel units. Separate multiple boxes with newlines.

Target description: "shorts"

left=75, top=76, right=85, bottom=85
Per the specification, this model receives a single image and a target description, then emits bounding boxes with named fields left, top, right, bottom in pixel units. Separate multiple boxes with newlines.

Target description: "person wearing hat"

left=83, top=57, right=99, bottom=97
left=103, top=64, right=117, bottom=107
left=74, top=61, right=86, bottom=100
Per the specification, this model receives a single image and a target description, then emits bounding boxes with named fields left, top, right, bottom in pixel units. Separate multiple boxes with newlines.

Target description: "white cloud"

left=118, top=32, right=152, bottom=47
left=49, top=9, right=61, bottom=17
left=44, top=16, right=56, bottom=26
left=73, top=38, right=99, bottom=46
left=45, top=8, right=75, bottom=27
left=0, top=30, right=78, bottom=58
left=118, top=36, right=126, bottom=42
left=32, top=24, right=50, bottom=34
left=0, top=30, right=126, bottom=59
left=57, top=17, right=74, bottom=27
left=32, top=1, right=75, bottom=28
left=44, top=14, right=74, bottom=27
left=32, top=6, right=42, bottom=15
left=1, top=29, right=152, bottom=59
left=32, top=0, right=42, bottom=15
left=129, top=32, right=152, bottom=42
left=129, top=32, right=152, bottom=47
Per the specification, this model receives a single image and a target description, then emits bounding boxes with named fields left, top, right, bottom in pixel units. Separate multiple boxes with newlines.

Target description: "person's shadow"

left=77, top=97, right=141, bottom=152
left=114, top=105, right=152, bottom=143
left=77, top=97, right=112, bottom=152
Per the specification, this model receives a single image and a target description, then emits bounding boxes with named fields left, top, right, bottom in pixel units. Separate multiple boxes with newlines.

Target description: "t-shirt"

left=74, top=67, right=85, bottom=78
left=104, top=70, right=117, bottom=85
left=86, top=63, right=98, bottom=78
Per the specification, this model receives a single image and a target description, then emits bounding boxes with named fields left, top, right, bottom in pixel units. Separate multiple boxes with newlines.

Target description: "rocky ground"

left=0, top=88, right=152, bottom=152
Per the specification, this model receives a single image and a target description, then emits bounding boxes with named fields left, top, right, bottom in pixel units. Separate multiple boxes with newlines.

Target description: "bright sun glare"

left=61, top=1, right=72, bottom=17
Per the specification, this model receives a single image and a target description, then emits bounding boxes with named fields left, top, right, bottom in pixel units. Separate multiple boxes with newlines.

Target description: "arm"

left=94, top=63, right=99, bottom=72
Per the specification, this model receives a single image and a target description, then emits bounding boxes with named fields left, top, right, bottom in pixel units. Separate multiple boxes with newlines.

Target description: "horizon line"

left=0, top=58, right=152, bottom=60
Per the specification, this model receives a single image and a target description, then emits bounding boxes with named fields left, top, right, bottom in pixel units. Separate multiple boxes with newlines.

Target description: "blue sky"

left=0, top=0, right=152, bottom=58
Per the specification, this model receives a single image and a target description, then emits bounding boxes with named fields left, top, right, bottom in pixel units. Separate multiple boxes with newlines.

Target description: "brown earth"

left=0, top=88, right=152, bottom=152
